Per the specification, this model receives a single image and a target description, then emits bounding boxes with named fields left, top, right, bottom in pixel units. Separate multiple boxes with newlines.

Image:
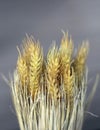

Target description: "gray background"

left=0, top=0, right=100, bottom=130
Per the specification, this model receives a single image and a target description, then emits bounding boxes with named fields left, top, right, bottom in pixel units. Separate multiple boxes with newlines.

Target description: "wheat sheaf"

left=8, top=33, right=98, bottom=130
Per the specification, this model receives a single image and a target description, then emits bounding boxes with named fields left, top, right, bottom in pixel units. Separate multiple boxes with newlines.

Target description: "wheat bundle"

left=8, top=33, right=98, bottom=130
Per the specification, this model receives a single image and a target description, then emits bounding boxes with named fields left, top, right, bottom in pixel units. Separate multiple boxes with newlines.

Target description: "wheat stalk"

left=8, top=33, right=98, bottom=130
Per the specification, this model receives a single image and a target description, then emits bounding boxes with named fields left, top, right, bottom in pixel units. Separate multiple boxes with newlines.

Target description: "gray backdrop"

left=0, top=0, right=100, bottom=130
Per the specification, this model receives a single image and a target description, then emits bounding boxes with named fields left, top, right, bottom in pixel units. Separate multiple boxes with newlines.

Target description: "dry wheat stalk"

left=8, top=33, right=98, bottom=130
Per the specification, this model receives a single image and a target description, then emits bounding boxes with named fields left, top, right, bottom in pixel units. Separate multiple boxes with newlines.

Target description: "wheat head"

left=17, top=36, right=43, bottom=100
left=46, top=44, right=60, bottom=101
left=73, top=42, right=89, bottom=88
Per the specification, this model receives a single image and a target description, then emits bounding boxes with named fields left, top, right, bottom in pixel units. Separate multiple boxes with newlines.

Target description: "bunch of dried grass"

left=8, top=33, right=98, bottom=130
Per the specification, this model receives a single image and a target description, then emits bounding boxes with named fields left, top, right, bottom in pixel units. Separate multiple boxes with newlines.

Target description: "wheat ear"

left=73, top=42, right=89, bottom=87
left=17, top=47, right=28, bottom=88
left=17, top=36, right=43, bottom=100
left=46, top=44, right=60, bottom=101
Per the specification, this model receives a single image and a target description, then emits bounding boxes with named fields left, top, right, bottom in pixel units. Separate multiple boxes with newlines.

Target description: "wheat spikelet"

left=46, top=44, right=60, bottom=101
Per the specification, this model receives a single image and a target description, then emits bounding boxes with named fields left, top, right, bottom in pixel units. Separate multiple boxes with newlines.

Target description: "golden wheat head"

left=46, top=44, right=60, bottom=101
left=17, top=36, right=43, bottom=100
left=73, top=41, right=89, bottom=87
left=17, top=48, right=28, bottom=87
